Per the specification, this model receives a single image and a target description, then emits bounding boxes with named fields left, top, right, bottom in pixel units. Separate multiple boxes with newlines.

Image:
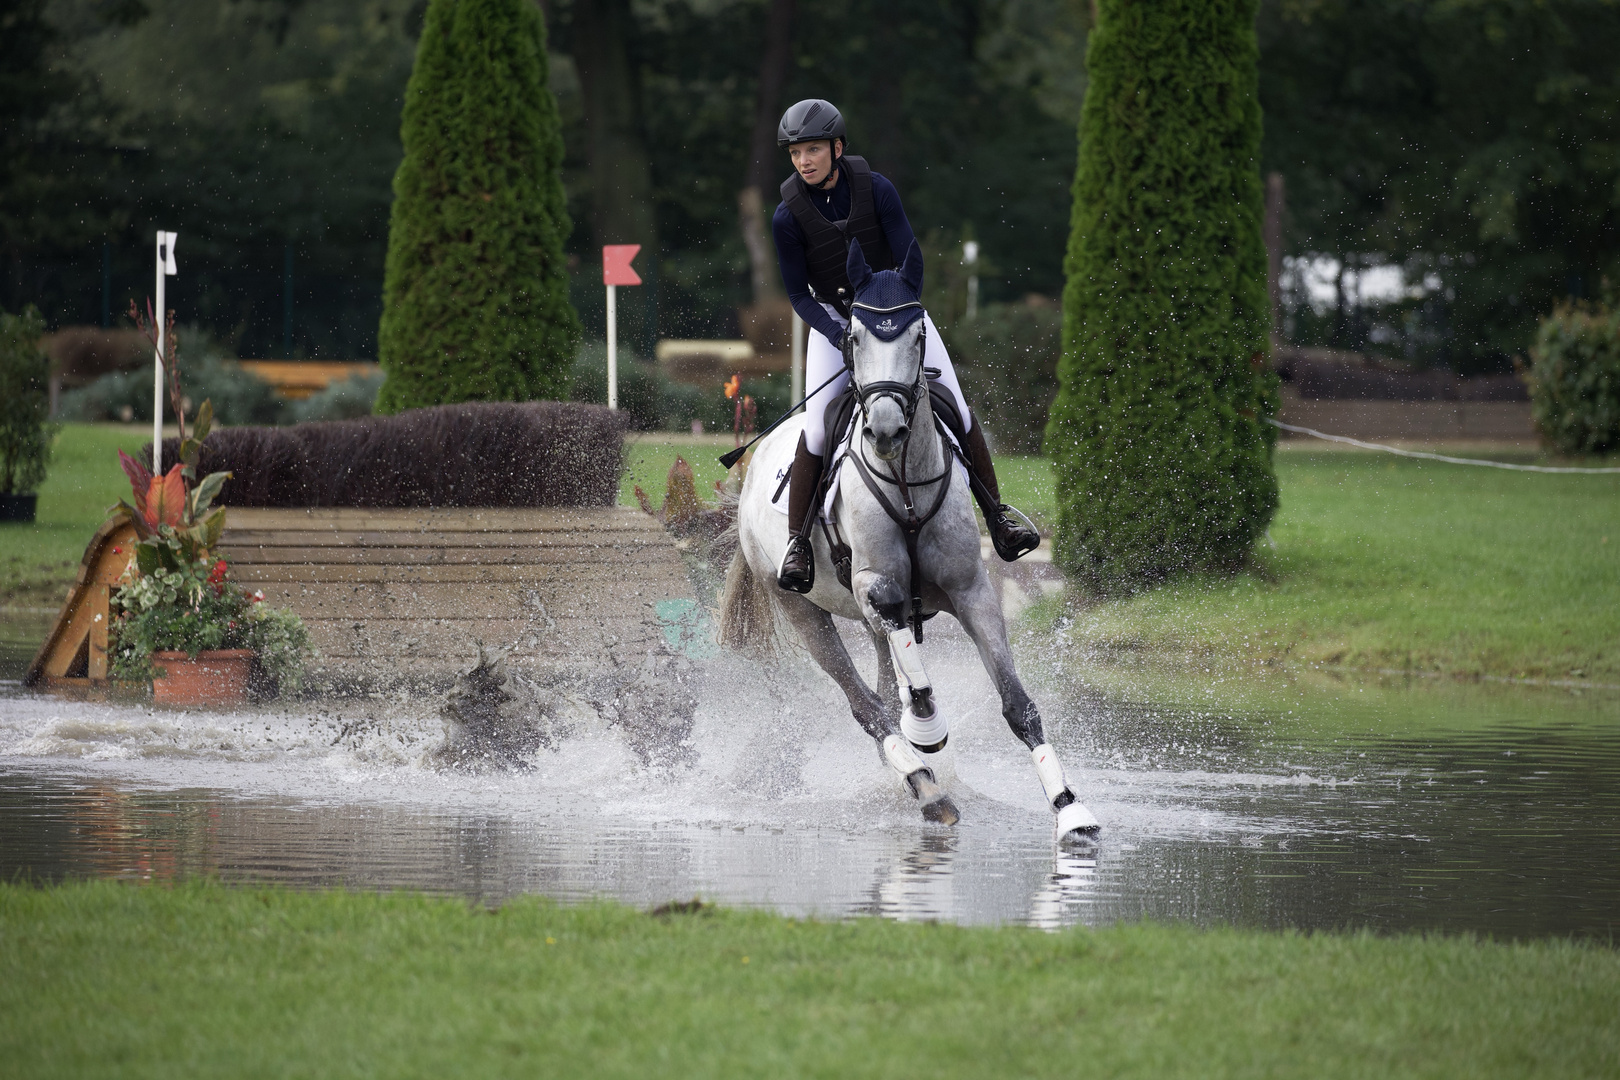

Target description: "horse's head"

left=846, top=238, right=927, bottom=462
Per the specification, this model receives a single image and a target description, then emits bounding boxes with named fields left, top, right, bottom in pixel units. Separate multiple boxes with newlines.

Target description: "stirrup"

left=990, top=504, right=1040, bottom=563
left=777, top=534, right=815, bottom=593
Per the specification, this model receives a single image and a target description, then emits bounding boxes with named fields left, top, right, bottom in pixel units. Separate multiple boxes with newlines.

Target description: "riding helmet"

left=777, top=99, right=846, bottom=148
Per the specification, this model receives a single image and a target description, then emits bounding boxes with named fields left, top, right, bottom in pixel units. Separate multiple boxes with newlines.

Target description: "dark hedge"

left=374, top=0, right=580, bottom=413
left=1045, top=0, right=1280, bottom=591
left=151, top=402, right=628, bottom=508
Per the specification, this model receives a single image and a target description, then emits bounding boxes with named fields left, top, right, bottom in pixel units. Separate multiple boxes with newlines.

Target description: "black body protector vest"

left=779, top=155, right=895, bottom=318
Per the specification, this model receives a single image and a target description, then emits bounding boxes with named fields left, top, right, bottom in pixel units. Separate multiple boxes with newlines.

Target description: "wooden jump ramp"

left=27, top=505, right=709, bottom=697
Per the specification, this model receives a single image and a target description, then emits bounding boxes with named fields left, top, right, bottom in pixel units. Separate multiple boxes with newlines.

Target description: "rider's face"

left=789, top=139, right=840, bottom=185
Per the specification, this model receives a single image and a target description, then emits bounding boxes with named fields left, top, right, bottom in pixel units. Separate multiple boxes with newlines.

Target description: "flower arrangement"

left=105, top=301, right=309, bottom=695
left=724, top=373, right=755, bottom=447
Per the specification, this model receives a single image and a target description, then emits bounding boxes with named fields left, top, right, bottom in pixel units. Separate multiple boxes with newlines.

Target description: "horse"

left=719, top=239, right=1099, bottom=847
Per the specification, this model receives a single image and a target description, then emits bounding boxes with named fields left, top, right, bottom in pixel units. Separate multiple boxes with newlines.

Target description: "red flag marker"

left=602, top=244, right=642, bottom=286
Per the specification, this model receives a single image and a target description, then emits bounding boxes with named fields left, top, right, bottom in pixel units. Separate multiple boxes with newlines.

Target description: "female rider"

left=771, top=98, right=1038, bottom=593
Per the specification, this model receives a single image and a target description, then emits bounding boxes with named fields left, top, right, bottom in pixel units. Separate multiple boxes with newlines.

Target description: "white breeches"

left=802, top=309, right=971, bottom=456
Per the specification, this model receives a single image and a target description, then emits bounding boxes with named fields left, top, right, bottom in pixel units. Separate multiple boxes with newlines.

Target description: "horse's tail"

left=717, top=547, right=783, bottom=658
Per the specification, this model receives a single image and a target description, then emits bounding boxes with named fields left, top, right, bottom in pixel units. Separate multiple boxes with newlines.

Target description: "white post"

left=152, top=232, right=176, bottom=472
left=963, top=240, right=980, bottom=323
left=791, top=311, right=805, bottom=409
left=605, top=283, right=618, bottom=411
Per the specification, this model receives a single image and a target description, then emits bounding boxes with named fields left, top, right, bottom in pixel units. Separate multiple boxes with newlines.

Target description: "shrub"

left=1527, top=303, right=1620, bottom=456
left=375, top=0, right=580, bottom=413
left=155, top=401, right=629, bottom=508
left=56, top=329, right=283, bottom=426
left=945, top=298, right=1063, bottom=454
left=1046, top=0, right=1279, bottom=591
left=289, top=372, right=387, bottom=423
left=0, top=306, right=54, bottom=495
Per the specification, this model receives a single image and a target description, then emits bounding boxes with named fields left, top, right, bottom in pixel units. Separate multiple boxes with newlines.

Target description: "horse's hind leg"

left=775, top=596, right=889, bottom=741
left=950, top=575, right=1099, bottom=846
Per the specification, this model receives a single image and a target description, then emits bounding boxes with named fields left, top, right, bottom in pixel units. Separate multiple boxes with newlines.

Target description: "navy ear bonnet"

left=847, top=238, right=927, bottom=342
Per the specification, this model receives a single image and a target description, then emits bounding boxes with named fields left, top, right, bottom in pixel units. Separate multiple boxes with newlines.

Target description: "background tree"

left=374, top=0, right=580, bottom=412
left=1047, top=0, right=1279, bottom=591
left=1259, top=0, right=1620, bottom=372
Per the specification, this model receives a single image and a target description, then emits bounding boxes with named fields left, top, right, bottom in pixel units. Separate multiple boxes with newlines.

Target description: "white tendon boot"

left=1030, top=743, right=1100, bottom=843
left=888, top=627, right=948, bottom=752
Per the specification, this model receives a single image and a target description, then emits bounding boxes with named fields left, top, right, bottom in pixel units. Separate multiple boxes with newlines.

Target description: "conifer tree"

left=1046, top=0, right=1280, bottom=590
left=375, top=0, right=579, bottom=413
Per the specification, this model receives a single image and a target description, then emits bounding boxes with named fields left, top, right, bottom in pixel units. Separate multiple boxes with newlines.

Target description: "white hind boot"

left=1030, top=743, right=1099, bottom=843
left=888, top=627, right=947, bottom=752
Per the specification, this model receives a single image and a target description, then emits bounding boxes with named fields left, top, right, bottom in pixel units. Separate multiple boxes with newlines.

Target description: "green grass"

left=622, top=431, right=736, bottom=507
left=0, top=424, right=151, bottom=609
left=1012, top=447, right=1620, bottom=683
left=2, top=882, right=1615, bottom=1079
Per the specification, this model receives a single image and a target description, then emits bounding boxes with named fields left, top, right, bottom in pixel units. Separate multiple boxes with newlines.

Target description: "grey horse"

left=719, top=240, right=1099, bottom=846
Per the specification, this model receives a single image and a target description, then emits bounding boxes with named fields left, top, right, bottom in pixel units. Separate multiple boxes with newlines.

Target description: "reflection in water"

left=1028, top=851, right=1099, bottom=931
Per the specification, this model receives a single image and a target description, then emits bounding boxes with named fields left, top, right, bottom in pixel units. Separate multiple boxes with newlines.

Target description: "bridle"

left=846, top=299, right=928, bottom=430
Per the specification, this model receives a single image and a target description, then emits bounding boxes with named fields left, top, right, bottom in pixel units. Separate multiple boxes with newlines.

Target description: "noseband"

left=846, top=299, right=927, bottom=429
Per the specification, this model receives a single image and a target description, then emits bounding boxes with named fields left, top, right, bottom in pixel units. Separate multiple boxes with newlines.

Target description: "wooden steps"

left=27, top=506, right=704, bottom=697
left=219, top=507, right=701, bottom=692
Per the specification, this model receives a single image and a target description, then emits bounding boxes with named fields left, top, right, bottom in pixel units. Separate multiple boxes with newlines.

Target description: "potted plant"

left=105, top=303, right=309, bottom=705
left=0, top=306, right=56, bottom=523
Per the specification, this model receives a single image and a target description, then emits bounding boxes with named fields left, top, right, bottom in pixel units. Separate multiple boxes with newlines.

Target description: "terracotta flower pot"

left=151, top=649, right=256, bottom=707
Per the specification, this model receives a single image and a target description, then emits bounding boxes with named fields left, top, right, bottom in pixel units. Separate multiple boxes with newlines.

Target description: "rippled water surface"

left=2, top=619, right=1616, bottom=938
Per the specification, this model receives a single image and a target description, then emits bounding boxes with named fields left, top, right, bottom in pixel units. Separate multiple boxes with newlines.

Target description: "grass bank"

left=0, top=424, right=151, bottom=610
left=1025, top=446, right=1620, bottom=684
left=2, top=882, right=1616, bottom=1079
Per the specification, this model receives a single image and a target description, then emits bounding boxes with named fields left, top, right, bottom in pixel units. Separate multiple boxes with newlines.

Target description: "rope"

left=1266, top=418, right=1620, bottom=474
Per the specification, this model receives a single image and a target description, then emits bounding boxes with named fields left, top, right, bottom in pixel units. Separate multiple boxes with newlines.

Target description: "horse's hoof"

left=1057, top=824, right=1100, bottom=853
left=921, top=793, right=960, bottom=826
left=1055, top=801, right=1100, bottom=850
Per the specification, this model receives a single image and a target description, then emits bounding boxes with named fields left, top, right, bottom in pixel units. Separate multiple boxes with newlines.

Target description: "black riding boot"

left=777, top=434, right=823, bottom=593
left=963, top=420, right=1040, bottom=562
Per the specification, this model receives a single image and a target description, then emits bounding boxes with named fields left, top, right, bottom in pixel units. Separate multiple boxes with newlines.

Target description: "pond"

left=2, top=617, right=1616, bottom=939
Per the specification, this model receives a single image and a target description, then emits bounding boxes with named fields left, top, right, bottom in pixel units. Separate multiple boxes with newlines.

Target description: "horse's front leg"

left=949, top=571, right=1100, bottom=847
left=851, top=565, right=959, bottom=825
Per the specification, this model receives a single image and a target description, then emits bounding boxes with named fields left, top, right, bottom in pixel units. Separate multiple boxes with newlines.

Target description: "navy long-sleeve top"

left=771, top=164, right=917, bottom=346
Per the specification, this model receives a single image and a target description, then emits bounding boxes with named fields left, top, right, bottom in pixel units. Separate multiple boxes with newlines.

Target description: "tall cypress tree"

left=1046, top=0, right=1279, bottom=591
left=375, top=0, right=580, bottom=413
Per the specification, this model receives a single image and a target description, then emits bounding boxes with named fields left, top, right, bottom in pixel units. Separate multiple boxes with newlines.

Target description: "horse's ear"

left=846, top=238, right=874, bottom=295
left=900, top=239, right=925, bottom=296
